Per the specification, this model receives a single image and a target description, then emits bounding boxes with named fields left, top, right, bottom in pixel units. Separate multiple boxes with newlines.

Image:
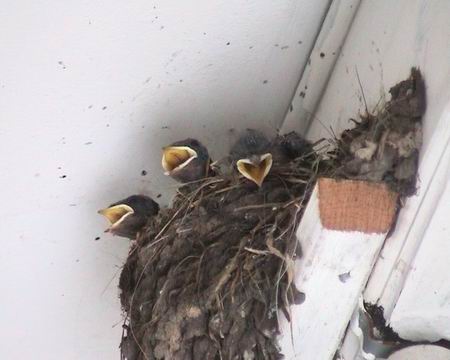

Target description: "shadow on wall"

left=94, top=82, right=283, bottom=208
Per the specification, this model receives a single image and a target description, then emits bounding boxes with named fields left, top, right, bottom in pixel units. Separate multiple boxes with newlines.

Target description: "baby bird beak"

left=236, top=153, right=273, bottom=187
left=98, top=195, right=159, bottom=239
left=161, top=146, right=198, bottom=175
left=98, top=204, right=134, bottom=231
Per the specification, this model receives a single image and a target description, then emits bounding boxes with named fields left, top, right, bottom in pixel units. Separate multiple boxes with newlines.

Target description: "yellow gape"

left=98, top=204, right=134, bottom=225
left=236, top=153, right=273, bottom=187
left=162, top=146, right=198, bottom=174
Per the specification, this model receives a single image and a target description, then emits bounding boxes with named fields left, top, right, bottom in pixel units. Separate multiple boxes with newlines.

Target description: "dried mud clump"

left=117, top=68, right=425, bottom=360
left=331, top=68, right=425, bottom=196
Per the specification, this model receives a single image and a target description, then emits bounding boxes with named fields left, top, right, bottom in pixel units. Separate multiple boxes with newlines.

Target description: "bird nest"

left=116, top=68, right=424, bottom=360
left=119, top=148, right=321, bottom=359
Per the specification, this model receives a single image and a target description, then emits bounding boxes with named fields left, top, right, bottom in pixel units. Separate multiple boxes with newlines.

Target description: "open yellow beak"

left=161, top=146, right=198, bottom=175
left=98, top=204, right=134, bottom=226
left=236, top=153, right=273, bottom=187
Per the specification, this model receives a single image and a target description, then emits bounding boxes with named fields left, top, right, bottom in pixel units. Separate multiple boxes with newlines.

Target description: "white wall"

left=0, top=1, right=331, bottom=358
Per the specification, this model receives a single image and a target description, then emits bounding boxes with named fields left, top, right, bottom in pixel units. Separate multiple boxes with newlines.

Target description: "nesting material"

left=119, top=150, right=319, bottom=360
left=332, top=68, right=425, bottom=197
left=117, top=68, right=425, bottom=359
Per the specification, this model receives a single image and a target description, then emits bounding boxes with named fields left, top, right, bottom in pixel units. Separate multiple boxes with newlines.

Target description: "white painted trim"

left=281, top=0, right=361, bottom=135
left=364, top=106, right=450, bottom=320
left=279, top=185, right=388, bottom=360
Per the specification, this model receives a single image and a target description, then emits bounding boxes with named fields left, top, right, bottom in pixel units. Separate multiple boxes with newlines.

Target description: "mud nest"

left=117, top=68, right=425, bottom=360
left=331, top=67, right=425, bottom=197
left=119, top=146, right=321, bottom=359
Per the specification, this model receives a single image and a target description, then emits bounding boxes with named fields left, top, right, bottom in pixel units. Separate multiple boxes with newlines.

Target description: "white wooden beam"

left=279, top=179, right=396, bottom=359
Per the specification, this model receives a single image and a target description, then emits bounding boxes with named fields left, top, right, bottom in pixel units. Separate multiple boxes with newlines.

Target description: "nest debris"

left=331, top=67, right=425, bottom=197
left=117, top=68, right=425, bottom=359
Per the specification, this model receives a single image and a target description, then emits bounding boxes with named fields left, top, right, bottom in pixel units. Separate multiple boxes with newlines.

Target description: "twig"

left=244, top=247, right=270, bottom=256
left=207, top=237, right=247, bottom=306
left=233, top=203, right=283, bottom=212
left=355, top=66, right=369, bottom=115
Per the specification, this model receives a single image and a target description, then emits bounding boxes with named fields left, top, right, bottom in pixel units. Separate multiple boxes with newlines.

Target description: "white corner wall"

left=306, top=0, right=450, bottom=147
left=0, top=1, right=332, bottom=358
left=300, top=0, right=450, bottom=348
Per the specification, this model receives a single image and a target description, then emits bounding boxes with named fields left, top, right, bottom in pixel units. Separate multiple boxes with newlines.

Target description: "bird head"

left=98, top=195, right=159, bottom=239
left=161, top=138, right=210, bottom=183
left=230, top=129, right=273, bottom=187
left=236, top=153, right=273, bottom=187
left=277, top=131, right=313, bottom=159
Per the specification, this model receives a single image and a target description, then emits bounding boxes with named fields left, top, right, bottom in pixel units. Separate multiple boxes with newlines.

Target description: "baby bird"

left=230, top=129, right=273, bottom=187
left=273, top=131, right=313, bottom=162
left=98, top=195, right=159, bottom=239
left=161, top=138, right=210, bottom=183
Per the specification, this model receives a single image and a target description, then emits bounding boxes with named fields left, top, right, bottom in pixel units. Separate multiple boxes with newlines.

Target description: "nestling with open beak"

left=98, top=195, right=159, bottom=239
left=230, top=129, right=273, bottom=187
left=161, top=138, right=211, bottom=183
